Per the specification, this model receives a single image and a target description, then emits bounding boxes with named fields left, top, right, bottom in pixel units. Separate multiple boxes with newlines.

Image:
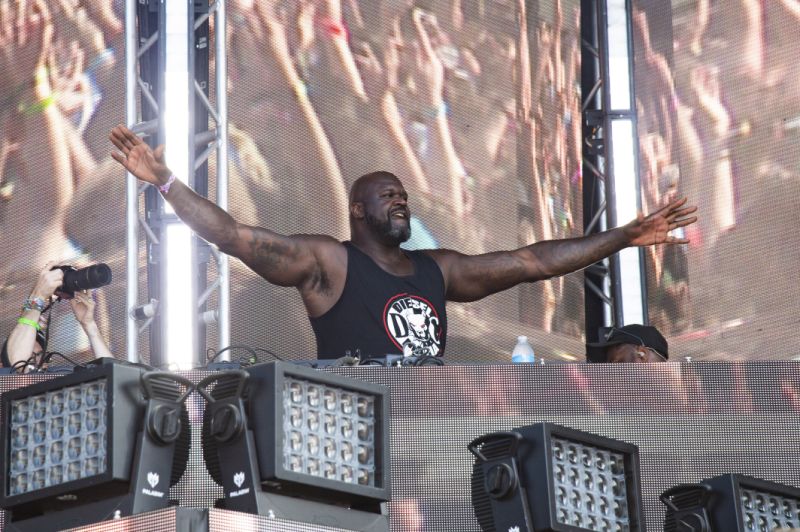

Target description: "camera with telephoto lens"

left=52, top=264, right=112, bottom=298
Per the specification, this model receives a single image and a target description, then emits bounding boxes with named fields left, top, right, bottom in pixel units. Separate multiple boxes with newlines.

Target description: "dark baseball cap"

left=586, top=324, right=668, bottom=363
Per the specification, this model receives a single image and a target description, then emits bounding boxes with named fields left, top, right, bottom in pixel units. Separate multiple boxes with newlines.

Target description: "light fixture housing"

left=470, top=422, right=645, bottom=532
left=199, top=362, right=391, bottom=531
left=0, top=359, right=191, bottom=531
left=661, top=474, right=800, bottom=532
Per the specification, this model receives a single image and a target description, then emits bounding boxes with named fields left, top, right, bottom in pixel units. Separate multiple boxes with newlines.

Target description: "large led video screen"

left=0, top=0, right=585, bottom=366
left=632, top=0, right=800, bottom=360
left=224, top=0, right=585, bottom=363
left=0, top=0, right=126, bottom=365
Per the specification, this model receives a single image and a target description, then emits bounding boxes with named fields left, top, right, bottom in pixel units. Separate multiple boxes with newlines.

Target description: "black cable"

left=207, top=344, right=284, bottom=365
left=360, top=357, right=389, bottom=366
left=411, top=355, right=444, bottom=366
left=237, top=348, right=284, bottom=366
left=252, top=347, right=283, bottom=362
left=34, top=352, right=49, bottom=371
left=355, top=355, right=444, bottom=367
left=207, top=344, right=257, bottom=364
left=28, top=352, right=43, bottom=371
left=10, top=359, right=30, bottom=373
left=39, top=351, right=85, bottom=370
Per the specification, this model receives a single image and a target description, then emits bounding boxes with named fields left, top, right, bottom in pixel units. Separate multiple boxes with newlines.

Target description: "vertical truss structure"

left=124, top=0, right=228, bottom=367
left=581, top=0, right=647, bottom=342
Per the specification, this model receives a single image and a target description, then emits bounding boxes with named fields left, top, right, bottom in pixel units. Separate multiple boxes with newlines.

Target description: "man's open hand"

left=0, top=0, right=53, bottom=94
left=109, top=124, right=172, bottom=186
left=624, top=197, right=698, bottom=247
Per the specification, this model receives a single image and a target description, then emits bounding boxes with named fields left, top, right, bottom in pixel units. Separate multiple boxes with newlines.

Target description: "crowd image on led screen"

left=632, top=0, right=800, bottom=360
left=0, top=0, right=797, bottom=372
left=0, top=0, right=587, bottom=363
left=0, top=0, right=123, bottom=363
left=222, top=0, right=587, bottom=360
left=2, top=2, right=800, bottom=531
left=1, top=0, right=799, bottom=362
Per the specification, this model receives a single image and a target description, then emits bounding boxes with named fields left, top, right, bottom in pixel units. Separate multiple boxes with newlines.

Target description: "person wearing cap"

left=1, top=262, right=112, bottom=372
left=586, top=324, right=668, bottom=363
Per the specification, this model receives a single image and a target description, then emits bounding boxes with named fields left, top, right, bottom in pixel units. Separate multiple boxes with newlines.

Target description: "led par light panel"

left=549, top=436, right=632, bottom=530
left=471, top=423, right=644, bottom=532
left=7, top=380, right=107, bottom=496
left=243, top=361, right=390, bottom=506
left=0, top=362, right=148, bottom=513
left=704, top=474, right=800, bottom=531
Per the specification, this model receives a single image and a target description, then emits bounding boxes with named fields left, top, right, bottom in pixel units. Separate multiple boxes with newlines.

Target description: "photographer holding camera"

left=1, top=261, right=112, bottom=371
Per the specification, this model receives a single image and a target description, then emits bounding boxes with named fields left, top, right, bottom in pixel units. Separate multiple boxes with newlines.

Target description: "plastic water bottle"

left=511, top=336, right=536, bottom=364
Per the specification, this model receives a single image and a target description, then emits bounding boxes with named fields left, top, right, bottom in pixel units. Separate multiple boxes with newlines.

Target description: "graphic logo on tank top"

left=383, top=293, right=442, bottom=357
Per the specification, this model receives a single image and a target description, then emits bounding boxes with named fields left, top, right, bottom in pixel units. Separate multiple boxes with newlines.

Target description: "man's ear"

left=350, top=202, right=364, bottom=219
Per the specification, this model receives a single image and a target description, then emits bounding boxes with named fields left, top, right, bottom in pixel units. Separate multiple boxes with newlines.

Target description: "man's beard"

left=365, top=211, right=411, bottom=245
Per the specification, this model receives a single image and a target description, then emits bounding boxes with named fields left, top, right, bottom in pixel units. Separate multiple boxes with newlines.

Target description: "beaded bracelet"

left=22, top=297, right=47, bottom=312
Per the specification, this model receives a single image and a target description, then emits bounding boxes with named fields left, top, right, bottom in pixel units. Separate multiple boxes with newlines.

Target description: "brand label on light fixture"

left=142, top=471, right=165, bottom=498
left=229, top=471, right=250, bottom=497
left=229, top=487, right=251, bottom=498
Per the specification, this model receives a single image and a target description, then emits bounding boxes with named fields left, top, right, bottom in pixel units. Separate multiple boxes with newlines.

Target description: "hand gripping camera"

left=53, top=264, right=112, bottom=298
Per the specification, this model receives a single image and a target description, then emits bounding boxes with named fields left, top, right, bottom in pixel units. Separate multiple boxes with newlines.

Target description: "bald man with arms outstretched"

left=110, top=125, right=697, bottom=359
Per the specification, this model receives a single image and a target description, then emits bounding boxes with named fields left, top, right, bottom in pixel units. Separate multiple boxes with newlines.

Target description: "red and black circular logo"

left=383, top=294, right=442, bottom=357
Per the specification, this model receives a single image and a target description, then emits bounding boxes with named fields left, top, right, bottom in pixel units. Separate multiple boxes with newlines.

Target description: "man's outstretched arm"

left=109, top=125, right=325, bottom=288
left=429, top=197, right=698, bottom=302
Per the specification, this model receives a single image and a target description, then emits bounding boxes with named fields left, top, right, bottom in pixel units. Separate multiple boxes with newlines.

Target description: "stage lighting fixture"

left=469, top=423, right=644, bottom=532
left=0, top=359, right=192, bottom=531
left=661, top=474, right=800, bottom=532
left=198, top=362, right=390, bottom=531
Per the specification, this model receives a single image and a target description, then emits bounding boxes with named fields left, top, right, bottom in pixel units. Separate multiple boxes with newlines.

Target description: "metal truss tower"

left=581, top=0, right=647, bottom=343
left=124, top=0, right=229, bottom=367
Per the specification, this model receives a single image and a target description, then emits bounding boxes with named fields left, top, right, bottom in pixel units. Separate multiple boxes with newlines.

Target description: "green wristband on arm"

left=17, top=317, right=41, bottom=331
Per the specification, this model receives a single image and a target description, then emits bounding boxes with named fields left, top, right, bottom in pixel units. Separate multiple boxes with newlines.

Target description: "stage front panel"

left=2, top=362, right=799, bottom=530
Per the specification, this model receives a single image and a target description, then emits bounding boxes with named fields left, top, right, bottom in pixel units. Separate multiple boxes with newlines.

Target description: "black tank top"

left=310, top=242, right=447, bottom=359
